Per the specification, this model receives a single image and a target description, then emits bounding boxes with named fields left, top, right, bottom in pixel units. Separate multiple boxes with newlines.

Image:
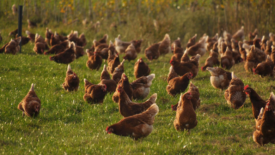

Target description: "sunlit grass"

left=0, top=18, right=275, bottom=154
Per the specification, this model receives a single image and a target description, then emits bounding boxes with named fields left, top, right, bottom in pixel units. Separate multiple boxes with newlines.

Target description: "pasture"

left=1, top=1, right=275, bottom=154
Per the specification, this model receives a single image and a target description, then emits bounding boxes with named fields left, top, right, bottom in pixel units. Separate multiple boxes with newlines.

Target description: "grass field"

left=1, top=15, right=275, bottom=155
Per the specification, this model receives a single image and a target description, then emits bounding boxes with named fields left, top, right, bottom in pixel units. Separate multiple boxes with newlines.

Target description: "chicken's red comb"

left=201, top=66, right=204, bottom=71
left=49, top=56, right=52, bottom=60
left=106, top=126, right=109, bottom=131
left=244, top=85, right=249, bottom=90
left=253, top=68, right=256, bottom=74
left=44, top=52, right=47, bottom=55
left=189, top=72, right=193, bottom=77
left=169, top=59, right=173, bottom=64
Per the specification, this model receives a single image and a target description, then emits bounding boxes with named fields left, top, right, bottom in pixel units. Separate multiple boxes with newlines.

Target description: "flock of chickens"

left=1, top=19, right=275, bottom=145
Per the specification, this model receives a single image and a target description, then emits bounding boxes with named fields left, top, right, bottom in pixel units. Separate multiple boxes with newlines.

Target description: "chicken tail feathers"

left=137, top=103, right=159, bottom=125
left=148, top=93, right=157, bottom=103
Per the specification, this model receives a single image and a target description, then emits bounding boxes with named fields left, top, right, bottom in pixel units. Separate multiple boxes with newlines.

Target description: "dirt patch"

left=199, top=103, right=220, bottom=113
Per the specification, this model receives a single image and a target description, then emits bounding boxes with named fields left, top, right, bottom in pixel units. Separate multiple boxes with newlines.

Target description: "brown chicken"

left=107, top=55, right=120, bottom=74
left=100, top=65, right=111, bottom=81
left=144, top=43, right=160, bottom=61
left=112, top=59, right=125, bottom=83
left=221, top=47, right=235, bottom=70
left=112, top=73, right=133, bottom=103
left=33, top=42, right=48, bottom=54
left=253, top=93, right=275, bottom=146
left=171, top=44, right=184, bottom=62
left=27, top=19, right=37, bottom=29
left=50, top=32, right=61, bottom=46
left=34, top=33, right=45, bottom=44
left=132, top=40, right=143, bottom=54
left=185, top=36, right=207, bottom=56
left=123, top=43, right=137, bottom=61
left=5, top=38, right=20, bottom=54
left=131, top=74, right=155, bottom=100
left=90, top=34, right=108, bottom=52
left=106, top=103, right=159, bottom=140
left=62, top=65, right=79, bottom=92
left=17, top=84, right=41, bottom=117
left=271, top=46, right=275, bottom=64
left=45, top=28, right=53, bottom=45
left=44, top=40, right=69, bottom=55
left=94, top=42, right=109, bottom=60
left=0, top=43, right=8, bottom=53
left=170, top=54, right=201, bottom=78
left=201, top=50, right=220, bottom=71
left=224, top=72, right=246, bottom=109
left=117, top=85, right=157, bottom=117
left=180, top=51, right=190, bottom=63
left=12, top=4, right=17, bottom=15
left=99, top=79, right=117, bottom=93
left=171, top=37, right=181, bottom=51
left=238, top=41, right=246, bottom=61
left=264, top=40, right=272, bottom=56
left=9, top=28, right=18, bottom=38
left=134, top=58, right=151, bottom=78
left=248, top=29, right=258, bottom=40
left=83, top=79, right=107, bottom=104
left=253, top=55, right=274, bottom=77
left=158, top=34, right=171, bottom=55
left=232, top=26, right=245, bottom=40
left=243, top=85, right=267, bottom=119
left=166, top=72, right=193, bottom=96
left=50, top=42, right=76, bottom=64
left=75, top=45, right=85, bottom=59
left=107, top=45, right=119, bottom=63
left=25, top=30, right=35, bottom=43
left=172, top=82, right=200, bottom=111
left=86, top=50, right=102, bottom=70
left=114, top=34, right=131, bottom=54
left=173, top=92, right=197, bottom=133
left=167, top=66, right=178, bottom=83
left=206, top=67, right=232, bottom=90
left=186, top=34, right=197, bottom=48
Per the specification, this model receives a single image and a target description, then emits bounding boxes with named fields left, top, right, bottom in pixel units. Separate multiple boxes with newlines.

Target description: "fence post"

left=18, top=5, right=23, bottom=53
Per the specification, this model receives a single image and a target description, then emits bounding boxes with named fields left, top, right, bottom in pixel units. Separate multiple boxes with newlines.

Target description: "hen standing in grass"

left=49, top=42, right=76, bottom=64
left=18, top=84, right=41, bottom=117
left=224, top=72, right=246, bottom=109
left=62, top=65, right=79, bottom=92
left=243, top=85, right=267, bottom=119
left=166, top=72, right=193, bottom=96
left=112, top=73, right=133, bottom=103
left=86, top=50, right=102, bottom=70
left=117, top=85, right=157, bottom=117
left=131, top=74, right=155, bottom=100
left=206, top=67, right=232, bottom=91
left=27, top=19, right=37, bottom=29
left=253, top=55, right=274, bottom=77
left=134, top=58, right=151, bottom=78
left=201, top=50, right=220, bottom=71
left=83, top=79, right=107, bottom=104
left=112, top=59, right=125, bottom=83
left=173, top=92, right=197, bottom=133
left=5, top=38, right=21, bottom=54
left=253, top=93, right=275, bottom=146
left=106, top=103, right=159, bottom=140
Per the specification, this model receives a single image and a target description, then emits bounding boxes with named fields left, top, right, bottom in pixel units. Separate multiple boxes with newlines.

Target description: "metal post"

left=18, top=5, right=23, bottom=53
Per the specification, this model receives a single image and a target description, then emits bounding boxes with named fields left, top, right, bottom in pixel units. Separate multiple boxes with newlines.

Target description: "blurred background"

left=0, top=0, right=274, bottom=43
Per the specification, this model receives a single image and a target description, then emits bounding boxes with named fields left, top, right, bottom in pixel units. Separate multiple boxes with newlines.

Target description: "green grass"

left=1, top=21, right=275, bottom=155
